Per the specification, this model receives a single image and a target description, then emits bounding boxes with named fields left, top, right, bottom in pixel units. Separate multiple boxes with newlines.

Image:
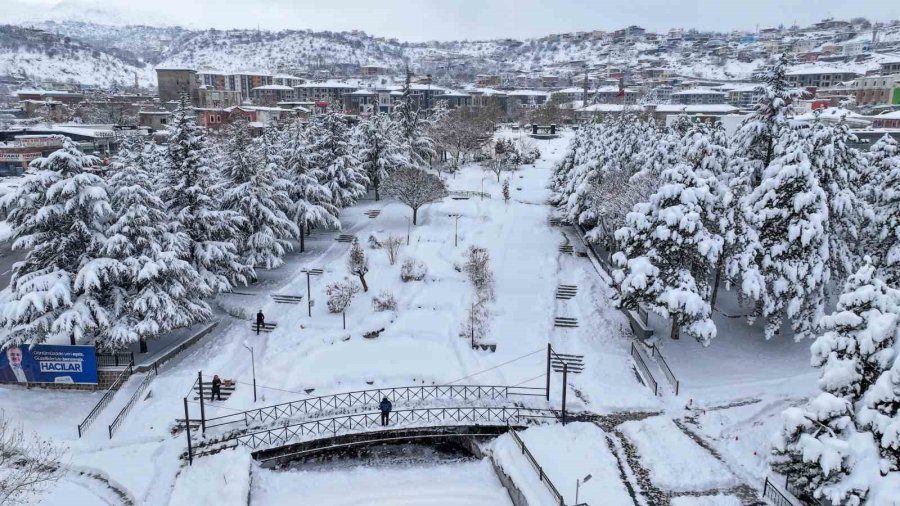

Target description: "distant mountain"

left=2, top=0, right=175, bottom=28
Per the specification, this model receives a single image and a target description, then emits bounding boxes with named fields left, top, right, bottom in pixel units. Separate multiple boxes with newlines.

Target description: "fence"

left=630, top=342, right=658, bottom=396
left=449, top=190, right=491, bottom=199
left=507, top=426, right=566, bottom=506
left=107, top=363, right=159, bottom=438
left=95, top=352, right=135, bottom=368
left=77, top=360, right=133, bottom=438
left=762, top=476, right=796, bottom=506
left=204, top=384, right=544, bottom=431
left=651, top=346, right=680, bottom=395
left=199, top=406, right=556, bottom=457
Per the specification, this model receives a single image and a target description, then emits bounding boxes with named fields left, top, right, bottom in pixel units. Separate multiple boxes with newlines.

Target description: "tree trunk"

left=70, top=335, right=76, bottom=345
left=710, top=259, right=723, bottom=309
left=299, top=221, right=305, bottom=253
left=374, top=185, right=380, bottom=201
left=412, top=207, right=418, bottom=225
left=358, top=274, right=368, bottom=292
left=342, top=311, right=346, bottom=330
left=139, top=338, right=148, bottom=354
left=670, top=319, right=680, bottom=340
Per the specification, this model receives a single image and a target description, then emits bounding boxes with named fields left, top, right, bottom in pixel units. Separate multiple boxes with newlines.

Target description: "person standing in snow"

left=256, top=310, right=265, bottom=335
left=379, top=397, right=392, bottom=426
left=210, top=375, right=222, bottom=401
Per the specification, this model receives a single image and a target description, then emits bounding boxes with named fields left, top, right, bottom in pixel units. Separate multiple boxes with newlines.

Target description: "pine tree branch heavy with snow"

left=383, top=167, right=448, bottom=225
left=357, top=113, right=409, bottom=201
left=307, top=111, right=368, bottom=209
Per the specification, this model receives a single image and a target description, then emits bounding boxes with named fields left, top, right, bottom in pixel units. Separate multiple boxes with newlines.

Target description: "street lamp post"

left=575, top=474, right=592, bottom=505
left=242, top=342, right=257, bottom=403
left=302, top=268, right=323, bottom=317
left=404, top=216, right=411, bottom=245
left=449, top=213, right=460, bottom=247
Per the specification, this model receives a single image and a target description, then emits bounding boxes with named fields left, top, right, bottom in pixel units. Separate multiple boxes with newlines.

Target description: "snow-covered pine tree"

left=159, top=96, right=252, bottom=292
left=357, top=113, right=409, bottom=201
left=680, top=122, right=730, bottom=307
left=346, top=238, right=369, bottom=292
left=868, top=134, right=900, bottom=285
left=393, top=69, right=437, bottom=167
left=101, top=137, right=211, bottom=350
left=808, top=117, right=868, bottom=284
left=0, top=138, right=116, bottom=346
left=221, top=118, right=299, bottom=269
left=741, top=127, right=829, bottom=341
left=612, top=160, right=723, bottom=344
left=308, top=111, right=368, bottom=209
left=280, top=120, right=340, bottom=253
left=773, top=261, right=900, bottom=504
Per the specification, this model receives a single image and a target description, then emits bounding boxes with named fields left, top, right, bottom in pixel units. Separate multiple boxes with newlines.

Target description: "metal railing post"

left=184, top=398, right=193, bottom=465
left=197, top=371, right=206, bottom=433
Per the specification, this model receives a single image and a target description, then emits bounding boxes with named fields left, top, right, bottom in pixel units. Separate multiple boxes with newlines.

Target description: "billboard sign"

left=0, top=344, right=98, bottom=385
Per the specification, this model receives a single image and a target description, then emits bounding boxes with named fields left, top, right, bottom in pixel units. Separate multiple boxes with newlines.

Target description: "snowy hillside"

left=0, top=25, right=153, bottom=86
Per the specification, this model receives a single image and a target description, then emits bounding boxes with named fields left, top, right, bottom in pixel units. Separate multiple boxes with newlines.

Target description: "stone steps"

left=556, top=284, right=577, bottom=300
left=554, top=316, right=578, bottom=328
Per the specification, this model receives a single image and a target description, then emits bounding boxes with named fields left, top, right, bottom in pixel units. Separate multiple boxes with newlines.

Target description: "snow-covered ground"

left=252, top=459, right=512, bottom=506
left=0, top=129, right=829, bottom=505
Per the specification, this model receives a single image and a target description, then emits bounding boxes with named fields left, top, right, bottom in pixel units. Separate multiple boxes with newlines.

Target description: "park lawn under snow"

left=251, top=458, right=512, bottom=506
left=491, top=422, right=632, bottom=506
left=670, top=495, right=743, bottom=506
left=619, top=416, right=739, bottom=492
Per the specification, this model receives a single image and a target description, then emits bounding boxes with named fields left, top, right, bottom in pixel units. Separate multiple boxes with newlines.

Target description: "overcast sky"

left=7, top=0, right=900, bottom=42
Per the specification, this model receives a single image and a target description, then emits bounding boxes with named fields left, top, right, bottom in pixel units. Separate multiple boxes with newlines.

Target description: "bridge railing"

left=630, top=342, right=658, bottom=396
left=204, top=384, right=544, bottom=431
left=508, top=426, right=566, bottom=506
left=218, top=406, right=556, bottom=454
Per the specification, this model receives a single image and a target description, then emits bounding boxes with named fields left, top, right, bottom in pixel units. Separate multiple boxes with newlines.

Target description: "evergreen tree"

left=869, top=134, right=900, bottom=285
left=808, top=117, right=868, bottom=284
left=741, top=127, right=829, bottom=340
left=612, top=161, right=723, bottom=343
left=159, top=96, right=252, bottom=292
left=357, top=113, right=409, bottom=201
left=393, top=69, right=437, bottom=167
left=101, top=138, right=211, bottom=350
left=221, top=119, right=298, bottom=269
left=308, top=111, right=368, bottom=209
left=0, top=138, right=116, bottom=346
left=773, top=262, right=900, bottom=504
left=280, top=121, right=339, bottom=253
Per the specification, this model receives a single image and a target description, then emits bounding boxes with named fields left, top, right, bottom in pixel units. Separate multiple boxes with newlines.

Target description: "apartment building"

left=786, top=68, right=861, bottom=88
left=671, top=88, right=727, bottom=105
left=851, top=74, right=900, bottom=106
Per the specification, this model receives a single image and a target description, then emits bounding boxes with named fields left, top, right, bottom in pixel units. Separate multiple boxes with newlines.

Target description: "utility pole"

left=561, top=362, right=568, bottom=426
left=545, top=343, right=551, bottom=401
left=582, top=66, right=589, bottom=106
left=306, top=270, right=312, bottom=317
left=243, top=343, right=257, bottom=403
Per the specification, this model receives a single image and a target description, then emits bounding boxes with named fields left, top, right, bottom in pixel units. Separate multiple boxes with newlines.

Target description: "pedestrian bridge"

left=188, top=405, right=558, bottom=462
left=201, top=383, right=547, bottom=435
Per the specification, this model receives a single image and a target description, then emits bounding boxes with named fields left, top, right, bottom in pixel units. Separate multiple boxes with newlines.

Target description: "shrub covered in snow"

left=326, top=278, right=361, bottom=314
left=371, top=290, right=398, bottom=312
left=346, top=238, right=369, bottom=292
left=368, top=234, right=382, bottom=249
left=400, top=257, right=427, bottom=282
left=463, top=246, right=495, bottom=301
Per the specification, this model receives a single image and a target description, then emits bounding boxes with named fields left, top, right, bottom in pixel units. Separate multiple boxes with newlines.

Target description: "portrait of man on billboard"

left=0, top=346, right=37, bottom=383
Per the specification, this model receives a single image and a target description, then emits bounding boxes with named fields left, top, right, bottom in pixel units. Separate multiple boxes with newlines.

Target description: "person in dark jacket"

left=379, top=397, right=392, bottom=426
left=210, top=375, right=222, bottom=401
left=256, top=310, right=265, bottom=335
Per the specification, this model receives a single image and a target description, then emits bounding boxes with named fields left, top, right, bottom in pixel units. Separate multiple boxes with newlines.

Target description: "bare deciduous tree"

left=383, top=167, right=448, bottom=225
left=463, top=246, right=495, bottom=300
left=0, top=410, right=66, bottom=506
left=384, top=235, right=403, bottom=266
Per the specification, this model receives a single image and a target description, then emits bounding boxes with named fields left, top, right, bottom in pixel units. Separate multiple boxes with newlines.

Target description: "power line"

left=447, top=347, right=544, bottom=385
left=510, top=373, right=546, bottom=388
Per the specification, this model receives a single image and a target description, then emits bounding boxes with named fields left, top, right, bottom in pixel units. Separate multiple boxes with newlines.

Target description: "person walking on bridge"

left=379, top=397, right=392, bottom=426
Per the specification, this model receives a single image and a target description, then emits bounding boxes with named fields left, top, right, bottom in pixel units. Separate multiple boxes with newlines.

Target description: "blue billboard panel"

left=0, top=345, right=98, bottom=385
